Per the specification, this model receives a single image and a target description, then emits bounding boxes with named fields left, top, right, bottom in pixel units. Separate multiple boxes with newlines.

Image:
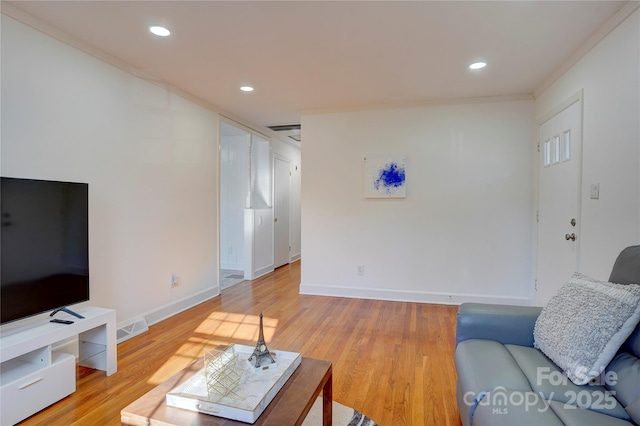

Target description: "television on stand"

left=1, top=177, right=89, bottom=325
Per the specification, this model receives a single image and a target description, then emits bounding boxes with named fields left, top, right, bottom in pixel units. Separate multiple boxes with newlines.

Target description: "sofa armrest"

left=456, top=303, right=542, bottom=347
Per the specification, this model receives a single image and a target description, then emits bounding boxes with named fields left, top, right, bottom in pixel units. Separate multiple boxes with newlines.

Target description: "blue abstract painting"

left=364, top=155, right=407, bottom=198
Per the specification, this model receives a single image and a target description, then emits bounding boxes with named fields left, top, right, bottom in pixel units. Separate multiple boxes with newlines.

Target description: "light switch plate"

left=590, top=183, right=600, bottom=200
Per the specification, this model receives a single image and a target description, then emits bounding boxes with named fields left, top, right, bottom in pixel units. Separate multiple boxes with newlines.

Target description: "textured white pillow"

left=533, top=273, right=640, bottom=385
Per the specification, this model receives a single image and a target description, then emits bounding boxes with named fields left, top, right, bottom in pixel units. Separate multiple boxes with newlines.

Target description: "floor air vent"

left=116, top=317, right=149, bottom=344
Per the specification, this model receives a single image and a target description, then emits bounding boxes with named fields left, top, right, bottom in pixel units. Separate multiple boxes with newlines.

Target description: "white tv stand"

left=0, top=306, right=117, bottom=425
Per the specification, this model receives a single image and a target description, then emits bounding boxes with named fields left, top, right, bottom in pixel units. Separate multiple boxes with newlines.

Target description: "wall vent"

left=116, top=317, right=149, bottom=344
left=267, top=124, right=300, bottom=132
left=267, top=124, right=301, bottom=143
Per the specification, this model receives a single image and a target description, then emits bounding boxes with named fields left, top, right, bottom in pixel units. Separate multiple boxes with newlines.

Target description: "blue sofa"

left=455, top=246, right=640, bottom=425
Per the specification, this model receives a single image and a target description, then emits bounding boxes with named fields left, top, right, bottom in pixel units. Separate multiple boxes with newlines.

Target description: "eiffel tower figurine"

left=248, top=312, right=276, bottom=368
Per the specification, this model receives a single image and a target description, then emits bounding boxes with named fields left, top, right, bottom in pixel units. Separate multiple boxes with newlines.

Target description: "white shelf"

left=0, top=357, right=47, bottom=384
left=0, top=306, right=117, bottom=424
left=1, top=306, right=117, bottom=373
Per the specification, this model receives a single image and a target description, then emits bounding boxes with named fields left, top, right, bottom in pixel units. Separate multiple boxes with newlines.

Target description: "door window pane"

left=544, top=139, right=551, bottom=167
left=562, top=130, right=571, bottom=162
left=552, top=135, right=560, bottom=164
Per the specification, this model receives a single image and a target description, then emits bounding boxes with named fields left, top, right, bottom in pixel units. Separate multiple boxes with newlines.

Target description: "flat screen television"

left=1, top=177, right=89, bottom=324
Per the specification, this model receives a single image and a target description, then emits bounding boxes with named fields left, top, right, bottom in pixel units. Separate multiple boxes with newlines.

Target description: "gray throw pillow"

left=533, top=272, right=640, bottom=385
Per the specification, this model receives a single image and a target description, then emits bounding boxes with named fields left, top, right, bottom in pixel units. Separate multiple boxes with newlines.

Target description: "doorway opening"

left=219, top=121, right=274, bottom=289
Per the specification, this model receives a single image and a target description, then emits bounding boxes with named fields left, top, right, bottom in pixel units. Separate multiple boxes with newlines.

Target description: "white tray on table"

left=166, top=344, right=302, bottom=423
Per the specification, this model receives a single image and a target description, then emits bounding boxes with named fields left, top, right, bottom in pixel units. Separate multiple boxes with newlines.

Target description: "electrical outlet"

left=171, top=273, right=180, bottom=287
left=357, top=265, right=365, bottom=276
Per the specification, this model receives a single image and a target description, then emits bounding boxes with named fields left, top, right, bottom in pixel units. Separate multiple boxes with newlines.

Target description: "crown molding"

left=300, top=93, right=535, bottom=117
left=533, top=1, right=640, bottom=98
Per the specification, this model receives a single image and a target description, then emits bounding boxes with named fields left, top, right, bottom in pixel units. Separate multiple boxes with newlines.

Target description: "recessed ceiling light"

left=240, top=86, right=254, bottom=92
left=469, top=62, right=487, bottom=70
left=149, top=26, right=171, bottom=37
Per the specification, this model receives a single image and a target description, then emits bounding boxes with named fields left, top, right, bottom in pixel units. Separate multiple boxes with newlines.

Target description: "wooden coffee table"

left=121, top=357, right=332, bottom=426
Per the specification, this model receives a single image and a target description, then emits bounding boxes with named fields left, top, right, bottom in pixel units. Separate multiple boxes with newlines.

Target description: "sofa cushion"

left=455, top=339, right=533, bottom=425
left=548, top=401, right=635, bottom=426
left=533, top=273, right=640, bottom=385
left=455, top=340, right=533, bottom=394
left=473, top=396, right=635, bottom=426
left=623, top=324, right=640, bottom=358
left=505, top=344, right=631, bottom=420
left=606, top=353, right=640, bottom=425
left=472, top=389, right=563, bottom=426
left=625, top=398, right=640, bottom=426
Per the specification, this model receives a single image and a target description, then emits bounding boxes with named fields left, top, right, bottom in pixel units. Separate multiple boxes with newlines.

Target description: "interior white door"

left=535, top=95, right=582, bottom=306
left=273, top=157, right=291, bottom=269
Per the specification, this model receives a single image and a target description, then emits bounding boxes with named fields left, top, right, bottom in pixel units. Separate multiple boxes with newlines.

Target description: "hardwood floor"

left=19, top=262, right=462, bottom=426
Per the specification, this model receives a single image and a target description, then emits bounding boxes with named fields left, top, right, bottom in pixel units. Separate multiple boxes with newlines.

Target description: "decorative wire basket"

left=203, top=344, right=245, bottom=401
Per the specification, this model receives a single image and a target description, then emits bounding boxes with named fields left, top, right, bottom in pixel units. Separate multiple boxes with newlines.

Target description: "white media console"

left=0, top=306, right=117, bottom=425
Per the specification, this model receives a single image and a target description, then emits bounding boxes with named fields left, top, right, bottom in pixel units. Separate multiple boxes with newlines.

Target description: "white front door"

left=535, top=93, right=583, bottom=306
left=273, top=156, right=291, bottom=268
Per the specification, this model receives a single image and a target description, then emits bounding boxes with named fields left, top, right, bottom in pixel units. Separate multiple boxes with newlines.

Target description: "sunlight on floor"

left=196, top=311, right=278, bottom=341
left=147, top=311, right=279, bottom=385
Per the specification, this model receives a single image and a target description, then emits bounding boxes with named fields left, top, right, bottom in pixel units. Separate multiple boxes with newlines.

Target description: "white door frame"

left=534, top=89, right=584, bottom=303
left=219, top=117, right=274, bottom=283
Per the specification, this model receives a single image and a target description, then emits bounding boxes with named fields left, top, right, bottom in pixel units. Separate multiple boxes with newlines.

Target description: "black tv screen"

left=1, top=177, right=89, bottom=324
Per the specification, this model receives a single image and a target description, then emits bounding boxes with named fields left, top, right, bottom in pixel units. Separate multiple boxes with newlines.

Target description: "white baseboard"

left=290, top=253, right=301, bottom=262
left=142, top=286, right=220, bottom=327
left=251, top=264, right=274, bottom=281
left=299, top=283, right=532, bottom=306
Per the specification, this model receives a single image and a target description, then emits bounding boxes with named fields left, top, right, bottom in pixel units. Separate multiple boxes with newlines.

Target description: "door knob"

left=274, top=218, right=278, bottom=222
left=565, top=233, right=576, bottom=241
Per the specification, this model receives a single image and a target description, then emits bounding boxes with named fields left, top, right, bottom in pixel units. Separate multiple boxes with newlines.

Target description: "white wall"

left=1, top=15, right=220, bottom=324
left=535, top=9, right=640, bottom=280
left=250, top=135, right=272, bottom=209
left=301, top=99, right=535, bottom=304
left=220, top=133, right=249, bottom=271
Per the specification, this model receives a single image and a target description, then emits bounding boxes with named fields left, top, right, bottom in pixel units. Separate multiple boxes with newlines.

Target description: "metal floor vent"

left=116, top=317, right=149, bottom=344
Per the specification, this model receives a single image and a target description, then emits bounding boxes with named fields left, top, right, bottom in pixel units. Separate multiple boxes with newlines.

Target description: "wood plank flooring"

left=19, top=262, right=462, bottom=426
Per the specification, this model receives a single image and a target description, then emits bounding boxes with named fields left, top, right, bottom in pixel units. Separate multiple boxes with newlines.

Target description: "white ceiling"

left=3, top=1, right=630, bottom=132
